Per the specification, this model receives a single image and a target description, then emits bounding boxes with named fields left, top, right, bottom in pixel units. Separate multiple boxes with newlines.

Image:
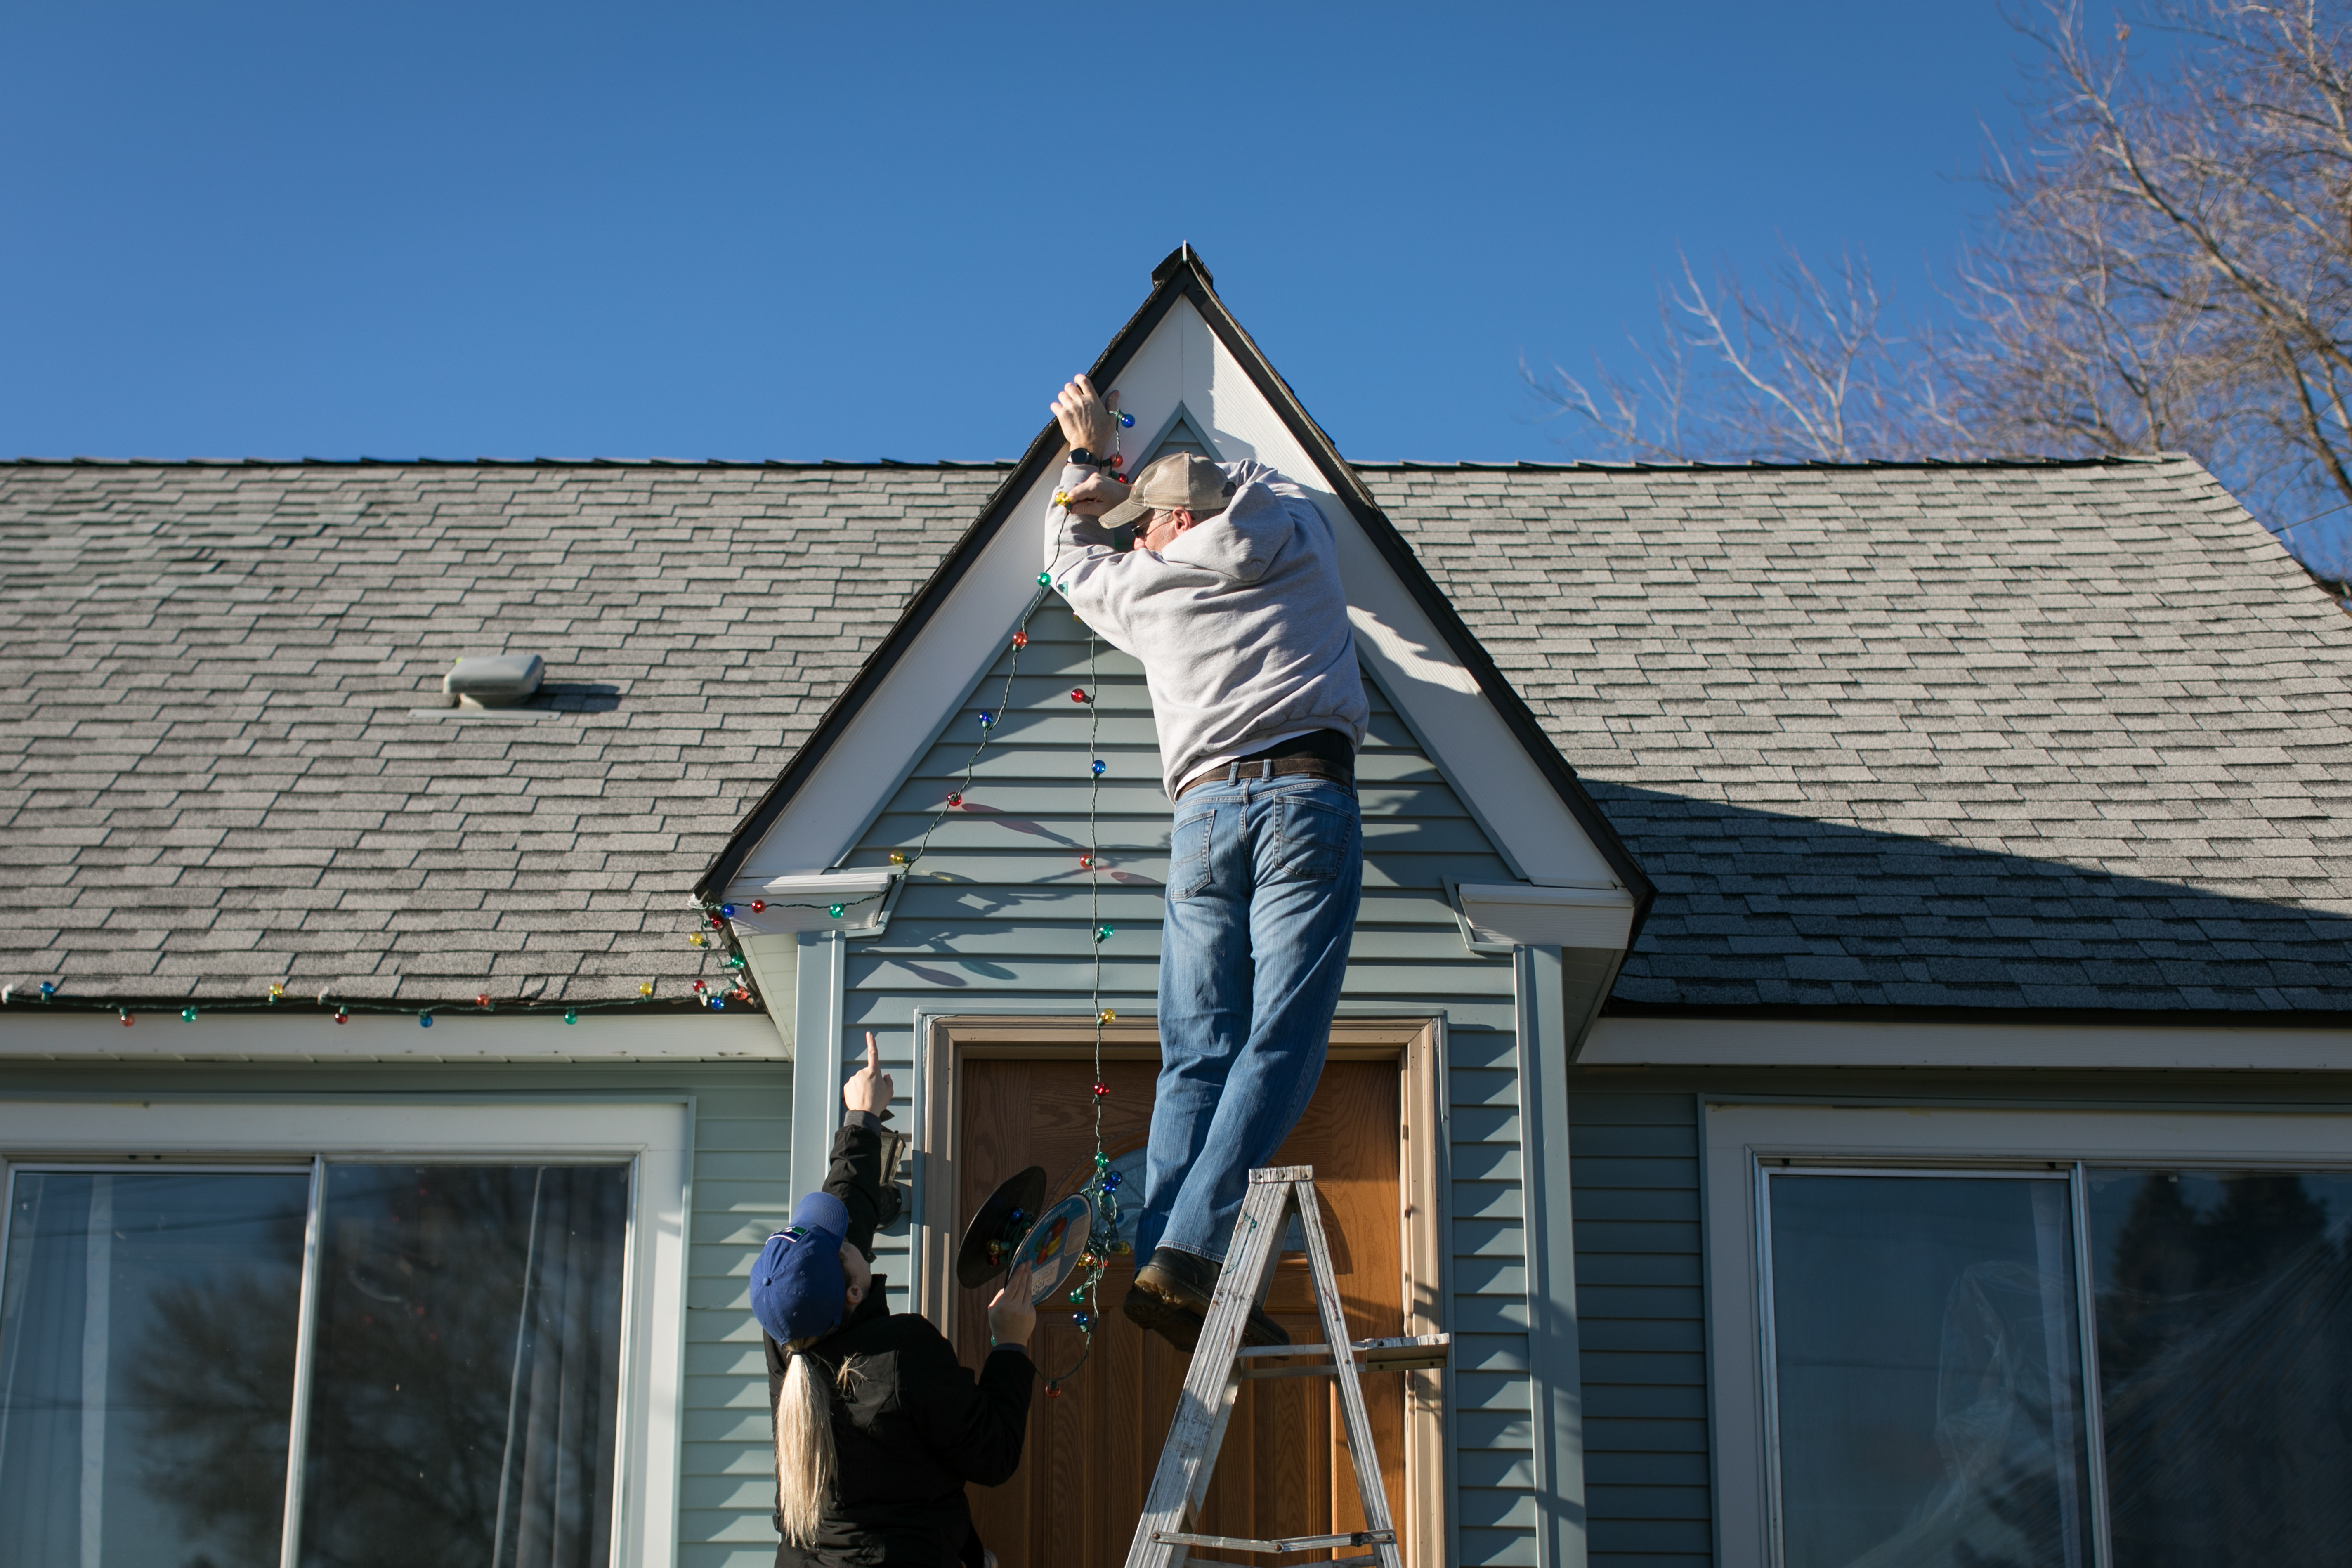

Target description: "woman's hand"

left=1051, top=375, right=1114, bottom=456
left=987, top=1262, right=1037, bottom=1348
left=843, top=1031, right=893, bottom=1118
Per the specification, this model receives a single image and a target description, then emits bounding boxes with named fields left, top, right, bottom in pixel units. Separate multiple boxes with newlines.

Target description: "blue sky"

left=1, top=2, right=2036, bottom=464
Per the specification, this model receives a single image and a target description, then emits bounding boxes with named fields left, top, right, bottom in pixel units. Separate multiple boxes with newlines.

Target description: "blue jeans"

left=1137, top=774, right=1363, bottom=1264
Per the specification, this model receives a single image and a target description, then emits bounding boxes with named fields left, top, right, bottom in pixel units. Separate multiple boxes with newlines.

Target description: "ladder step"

left=1234, top=1332, right=1450, bottom=1363
left=1155, top=1529, right=1395, bottom=1553
left=1179, top=1555, right=1381, bottom=1568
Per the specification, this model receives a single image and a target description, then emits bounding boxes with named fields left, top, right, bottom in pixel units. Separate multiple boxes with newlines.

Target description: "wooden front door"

left=953, top=1053, right=1407, bottom=1568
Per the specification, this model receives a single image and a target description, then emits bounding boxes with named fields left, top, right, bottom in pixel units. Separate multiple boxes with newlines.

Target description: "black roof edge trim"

left=690, top=258, right=1196, bottom=902
left=1357, top=455, right=2177, bottom=473
left=1167, top=272, right=1658, bottom=932
left=1598, top=999, right=2352, bottom=1029
left=4, top=456, right=1024, bottom=471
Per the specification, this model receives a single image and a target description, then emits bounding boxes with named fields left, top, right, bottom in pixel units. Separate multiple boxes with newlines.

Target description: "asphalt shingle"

left=4, top=454, right=2347, bottom=1014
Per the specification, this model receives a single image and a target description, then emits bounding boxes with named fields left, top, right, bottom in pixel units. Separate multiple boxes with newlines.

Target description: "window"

left=0, top=1098, right=690, bottom=1568
left=0, top=1161, right=628, bottom=1568
left=1707, top=1105, right=2352, bottom=1568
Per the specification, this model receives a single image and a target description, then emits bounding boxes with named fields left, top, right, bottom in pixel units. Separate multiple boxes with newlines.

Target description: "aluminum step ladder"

left=1124, top=1164, right=1450, bottom=1568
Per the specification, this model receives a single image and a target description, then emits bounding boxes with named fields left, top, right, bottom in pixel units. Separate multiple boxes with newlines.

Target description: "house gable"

left=701, top=248, right=1652, bottom=916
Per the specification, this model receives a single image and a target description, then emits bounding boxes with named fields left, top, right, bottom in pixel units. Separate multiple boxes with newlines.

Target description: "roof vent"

left=444, top=654, right=545, bottom=708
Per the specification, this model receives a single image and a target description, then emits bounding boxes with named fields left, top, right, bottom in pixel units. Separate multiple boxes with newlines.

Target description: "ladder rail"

left=1122, top=1165, right=1430, bottom=1568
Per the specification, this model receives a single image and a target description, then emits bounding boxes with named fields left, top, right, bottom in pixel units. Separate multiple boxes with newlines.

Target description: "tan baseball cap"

left=1097, top=452, right=1234, bottom=529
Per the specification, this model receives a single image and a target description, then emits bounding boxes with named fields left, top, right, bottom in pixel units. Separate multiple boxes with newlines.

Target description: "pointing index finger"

left=864, top=1030, right=879, bottom=1073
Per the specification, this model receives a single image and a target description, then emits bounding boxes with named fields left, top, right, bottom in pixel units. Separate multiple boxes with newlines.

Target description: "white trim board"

left=1701, top=1101, right=2352, bottom=1568
left=0, top=1010, right=782, bottom=1061
left=723, top=294, right=1624, bottom=896
left=1581, top=1015, right=2352, bottom=1071
left=0, top=1096, right=693, bottom=1568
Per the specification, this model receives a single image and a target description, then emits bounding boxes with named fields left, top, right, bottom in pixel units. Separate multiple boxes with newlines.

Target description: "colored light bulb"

left=268, top=981, right=284, bottom=1001
left=1103, top=1170, right=1122, bottom=1191
left=1037, top=571, right=1051, bottom=586
left=1071, top=688, right=1088, bottom=703
left=564, top=1008, right=578, bottom=1025
left=639, top=981, right=654, bottom=997
left=420, top=1013, right=434, bottom=1028
left=751, top=899, right=766, bottom=912
left=829, top=904, right=843, bottom=918
left=1110, top=1237, right=1131, bottom=1254
left=692, top=979, right=707, bottom=992
left=1070, top=1287, right=1086, bottom=1303
left=333, top=1008, right=349, bottom=1025
left=476, top=992, right=491, bottom=1008
left=1092, top=1082, right=1108, bottom=1098
left=1073, top=1312, right=1091, bottom=1331
left=709, top=996, right=725, bottom=1010
left=1117, top=411, right=1135, bottom=428
left=720, top=903, right=736, bottom=918
left=689, top=933, right=707, bottom=947
left=39, top=981, right=54, bottom=999
left=1096, top=925, right=1113, bottom=941
left=1098, top=1008, right=1115, bottom=1023
left=709, top=912, right=725, bottom=928
left=1079, top=854, right=1093, bottom=869
left=947, top=793, right=962, bottom=808
left=978, top=711, right=994, bottom=727
left=1053, top=490, right=1072, bottom=507
left=119, top=1009, right=133, bottom=1026
left=1093, top=1152, right=1110, bottom=1169
left=1045, top=1385, right=1063, bottom=1399
left=889, top=852, right=906, bottom=864
left=182, top=1006, right=198, bottom=1022
left=1011, top=631, right=1027, bottom=648
left=1090, top=759, right=1106, bottom=776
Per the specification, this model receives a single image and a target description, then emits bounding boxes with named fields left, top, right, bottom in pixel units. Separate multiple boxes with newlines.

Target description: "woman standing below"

left=753, top=1033, right=1038, bottom=1568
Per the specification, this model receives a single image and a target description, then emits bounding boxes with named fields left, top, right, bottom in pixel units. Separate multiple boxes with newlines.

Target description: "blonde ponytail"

left=775, top=1342, right=836, bottom=1547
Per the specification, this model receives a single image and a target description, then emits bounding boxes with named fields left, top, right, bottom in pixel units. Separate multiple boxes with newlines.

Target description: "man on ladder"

left=1046, top=373, right=1367, bottom=1353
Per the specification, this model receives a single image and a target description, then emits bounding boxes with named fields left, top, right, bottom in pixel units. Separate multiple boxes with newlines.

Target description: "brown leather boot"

left=1120, top=1247, right=1291, bottom=1353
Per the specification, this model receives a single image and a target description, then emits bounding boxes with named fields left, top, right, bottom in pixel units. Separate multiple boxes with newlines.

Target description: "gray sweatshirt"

left=1044, top=458, right=1368, bottom=799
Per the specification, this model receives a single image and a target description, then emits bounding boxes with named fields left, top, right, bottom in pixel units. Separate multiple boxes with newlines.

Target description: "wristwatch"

left=1068, top=448, right=1102, bottom=468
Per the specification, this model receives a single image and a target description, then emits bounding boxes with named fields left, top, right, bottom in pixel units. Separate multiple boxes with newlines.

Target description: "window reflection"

left=295, top=1164, right=628, bottom=1568
left=2084, top=1169, right=2352, bottom=1568
left=1766, top=1173, right=2095, bottom=1568
left=0, top=1169, right=311, bottom=1568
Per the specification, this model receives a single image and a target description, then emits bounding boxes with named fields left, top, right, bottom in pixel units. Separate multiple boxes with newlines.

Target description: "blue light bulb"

left=978, top=711, right=994, bottom=727
left=1117, top=411, right=1135, bottom=427
left=719, top=903, right=736, bottom=918
left=420, top=1013, right=435, bottom=1028
left=1090, top=759, right=1107, bottom=776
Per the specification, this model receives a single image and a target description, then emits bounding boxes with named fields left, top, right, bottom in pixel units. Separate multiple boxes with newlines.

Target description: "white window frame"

left=1703, top=1100, right=2352, bottom=1568
left=0, top=1096, right=691, bottom=1568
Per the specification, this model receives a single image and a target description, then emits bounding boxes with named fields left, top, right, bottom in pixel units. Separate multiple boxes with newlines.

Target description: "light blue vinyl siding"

left=1568, top=1090, right=1710, bottom=1567
left=811, top=602, right=1539, bottom=1563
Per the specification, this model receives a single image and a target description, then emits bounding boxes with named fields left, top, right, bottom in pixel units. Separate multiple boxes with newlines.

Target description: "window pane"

left=0, top=1169, right=312, bottom=1568
left=1766, top=1173, right=2095, bottom=1568
left=295, top=1164, right=628, bottom=1568
left=2085, top=1169, right=2352, bottom=1567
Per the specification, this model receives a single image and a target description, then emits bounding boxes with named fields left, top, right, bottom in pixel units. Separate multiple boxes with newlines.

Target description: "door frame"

left=913, top=1013, right=1451, bottom=1568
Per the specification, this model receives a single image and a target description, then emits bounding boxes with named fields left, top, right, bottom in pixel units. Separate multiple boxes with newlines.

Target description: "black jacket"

left=767, top=1118, right=1034, bottom=1568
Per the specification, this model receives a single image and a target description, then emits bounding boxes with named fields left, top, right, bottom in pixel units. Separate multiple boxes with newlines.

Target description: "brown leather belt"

left=1177, top=731, right=1356, bottom=798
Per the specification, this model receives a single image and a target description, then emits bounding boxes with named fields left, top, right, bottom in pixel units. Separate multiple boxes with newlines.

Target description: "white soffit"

left=728, top=870, right=896, bottom=936
left=1457, top=882, right=1637, bottom=949
left=730, top=295, right=1622, bottom=893
left=1582, top=1016, right=2352, bottom=1071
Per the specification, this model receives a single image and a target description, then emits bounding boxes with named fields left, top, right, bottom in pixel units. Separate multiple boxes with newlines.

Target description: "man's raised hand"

left=843, top=1030, right=893, bottom=1118
left=1061, top=470, right=1125, bottom=516
left=1051, top=375, right=1114, bottom=456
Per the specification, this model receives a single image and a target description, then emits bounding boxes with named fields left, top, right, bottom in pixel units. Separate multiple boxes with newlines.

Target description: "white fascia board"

left=0, top=1010, right=784, bottom=1061
left=1457, top=882, right=1636, bottom=950
left=1582, top=1015, right=2352, bottom=1071
left=726, top=870, right=898, bottom=936
left=724, top=295, right=1623, bottom=891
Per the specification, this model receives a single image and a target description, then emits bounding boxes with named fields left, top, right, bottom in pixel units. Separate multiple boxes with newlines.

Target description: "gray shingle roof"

left=4, top=454, right=2347, bottom=1013
left=0, top=461, right=1004, bottom=1006
left=1370, top=457, right=2352, bottom=1013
